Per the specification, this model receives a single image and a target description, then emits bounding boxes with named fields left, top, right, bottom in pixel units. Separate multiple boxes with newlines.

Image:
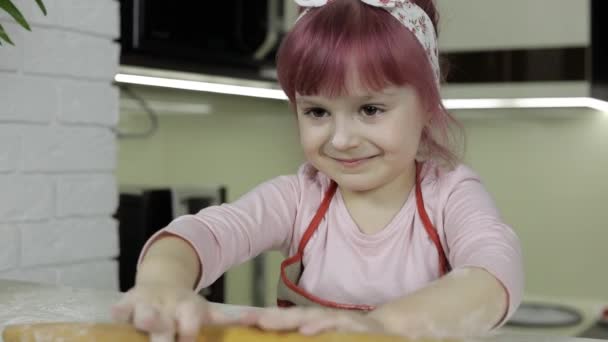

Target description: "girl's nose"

left=331, top=118, right=359, bottom=151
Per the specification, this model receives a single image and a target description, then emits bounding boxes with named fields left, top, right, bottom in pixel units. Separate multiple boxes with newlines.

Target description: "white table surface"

left=0, top=279, right=603, bottom=342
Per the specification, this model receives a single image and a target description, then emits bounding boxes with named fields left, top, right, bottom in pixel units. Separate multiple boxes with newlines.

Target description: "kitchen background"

left=0, top=0, right=607, bottom=337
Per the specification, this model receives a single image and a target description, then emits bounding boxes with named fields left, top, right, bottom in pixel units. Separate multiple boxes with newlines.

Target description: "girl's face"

left=295, top=82, right=426, bottom=193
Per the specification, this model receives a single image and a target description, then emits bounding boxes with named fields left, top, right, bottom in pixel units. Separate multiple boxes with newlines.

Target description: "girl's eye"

left=304, top=107, right=329, bottom=118
left=361, top=105, right=383, bottom=116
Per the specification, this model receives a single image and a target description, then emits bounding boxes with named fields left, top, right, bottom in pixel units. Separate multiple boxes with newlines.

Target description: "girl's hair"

left=276, top=0, right=463, bottom=167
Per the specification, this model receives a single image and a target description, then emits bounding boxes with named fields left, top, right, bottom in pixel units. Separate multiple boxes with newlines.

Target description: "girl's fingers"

left=256, top=308, right=329, bottom=331
left=256, top=308, right=302, bottom=330
left=175, top=302, right=205, bottom=342
left=132, top=303, right=161, bottom=331
left=299, top=318, right=338, bottom=335
left=238, top=310, right=262, bottom=325
left=112, top=290, right=147, bottom=324
left=132, top=303, right=176, bottom=333
left=112, top=286, right=224, bottom=342
left=148, top=310, right=177, bottom=342
left=111, top=299, right=134, bottom=324
left=206, top=308, right=236, bottom=325
left=250, top=308, right=376, bottom=336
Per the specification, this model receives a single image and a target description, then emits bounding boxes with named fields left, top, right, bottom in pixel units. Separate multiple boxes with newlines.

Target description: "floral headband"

left=294, top=0, right=440, bottom=85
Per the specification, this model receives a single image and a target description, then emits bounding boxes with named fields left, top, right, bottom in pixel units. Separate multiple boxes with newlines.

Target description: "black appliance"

left=114, top=185, right=227, bottom=303
left=118, top=0, right=286, bottom=81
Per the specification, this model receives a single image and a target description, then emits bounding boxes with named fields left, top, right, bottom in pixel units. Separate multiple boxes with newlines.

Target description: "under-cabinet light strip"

left=115, top=73, right=608, bottom=112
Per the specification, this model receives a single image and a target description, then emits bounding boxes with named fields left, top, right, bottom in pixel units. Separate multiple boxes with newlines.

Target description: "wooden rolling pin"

left=2, top=322, right=457, bottom=342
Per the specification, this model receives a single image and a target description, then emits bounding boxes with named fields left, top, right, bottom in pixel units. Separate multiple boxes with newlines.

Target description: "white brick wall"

left=21, top=126, right=116, bottom=172
left=20, top=218, right=118, bottom=267
left=2, top=0, right=120, bottom=38
left=22, top=29, right=119, bottom=79
left=0, top=225, right=19, bottom=271
left=0, top=0, right=120, bottom=290
left=56, top=174, right=117, bottom=217
left=0, top=174, right=53, bottom=221
left=0, top=23, right=22, bottom=71
left=0, top=75, right=57, bottom=123
left=0, top=128, right=21, bottom=172
left=59, top=81, right=119, bottom=125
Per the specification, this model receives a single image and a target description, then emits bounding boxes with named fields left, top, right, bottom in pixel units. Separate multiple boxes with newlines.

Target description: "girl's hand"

left=239, top=307, right=386, bottom=336
left=111, top=283, right=234, bottom=342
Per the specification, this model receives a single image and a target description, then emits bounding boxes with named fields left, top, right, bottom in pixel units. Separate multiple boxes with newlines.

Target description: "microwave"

left=119, top=0, right=300, bottom=80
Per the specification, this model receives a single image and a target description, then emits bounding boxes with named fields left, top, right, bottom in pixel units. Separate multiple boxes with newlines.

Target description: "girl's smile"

left=330, top=155, right=379, bottom=168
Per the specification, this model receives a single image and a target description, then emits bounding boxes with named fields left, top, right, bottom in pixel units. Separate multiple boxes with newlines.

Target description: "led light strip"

left=115, top=74, right=288, bottom=101
left=115, top=73, right=608, bottom=112
left=443, top=98, right=608, bottom=112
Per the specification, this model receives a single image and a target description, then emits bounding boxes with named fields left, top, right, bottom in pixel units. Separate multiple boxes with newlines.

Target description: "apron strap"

left=415, top=162, right=451, bottom=275
left=295, top=181, right=338, bottom=255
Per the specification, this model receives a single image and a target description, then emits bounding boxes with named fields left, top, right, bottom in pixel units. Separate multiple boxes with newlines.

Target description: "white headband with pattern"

left=294, top=0, right=440, bottom=85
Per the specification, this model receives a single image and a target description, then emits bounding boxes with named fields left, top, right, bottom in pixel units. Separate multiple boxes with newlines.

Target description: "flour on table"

left=0, top=280, right=258, bottom=342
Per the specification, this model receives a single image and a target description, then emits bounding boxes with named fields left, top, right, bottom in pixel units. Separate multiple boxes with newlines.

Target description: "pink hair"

left=276, top=0, right=463, bottom=167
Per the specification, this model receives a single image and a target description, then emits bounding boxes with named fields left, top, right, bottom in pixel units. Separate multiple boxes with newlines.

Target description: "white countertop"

left=0, top=279, right=604, bottom=342
left=499, top=294, right=607, bottom=338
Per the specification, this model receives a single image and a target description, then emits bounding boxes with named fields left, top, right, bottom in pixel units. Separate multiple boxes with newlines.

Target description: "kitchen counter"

left=0, top=279, right=603, bottom=342
left=0, top=279, right=253, bottom=342
left=500, top=294, right=607, bottom=338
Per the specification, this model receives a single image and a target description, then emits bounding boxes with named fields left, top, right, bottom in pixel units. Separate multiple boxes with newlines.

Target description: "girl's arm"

left=243, top=267, right=507, bottom=338
left=113, top=175, right=304, bottom=340
left=368, top=167, right=523, bottom=337
left=136, top=235, right=201, bottom=289
left=137, top=174, right=303, bottom=292
left=368, top=267, right=507, bottom=337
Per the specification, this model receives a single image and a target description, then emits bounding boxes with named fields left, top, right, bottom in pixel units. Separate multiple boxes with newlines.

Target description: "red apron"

left=276, top=162, right=451, bottom=311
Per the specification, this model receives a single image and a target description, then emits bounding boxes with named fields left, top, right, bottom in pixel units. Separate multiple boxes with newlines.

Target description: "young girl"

left=112, top=0, right=524, bottom=340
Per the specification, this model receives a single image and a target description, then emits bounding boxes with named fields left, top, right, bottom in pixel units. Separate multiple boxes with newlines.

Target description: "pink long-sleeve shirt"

left=140, top=161, right=524, bottom=320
